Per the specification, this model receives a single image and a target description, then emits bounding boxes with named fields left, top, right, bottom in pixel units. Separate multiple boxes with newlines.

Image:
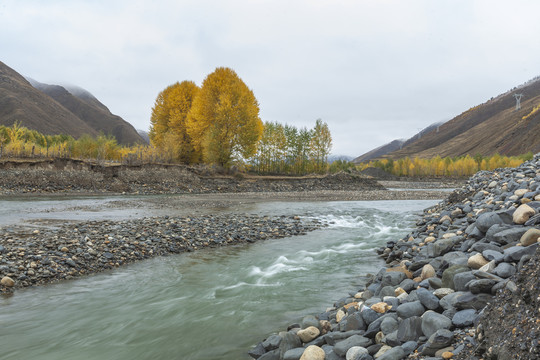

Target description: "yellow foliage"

left=522, top=104, right=540, bottom=121
left=186, top=67, right=263, bottom=167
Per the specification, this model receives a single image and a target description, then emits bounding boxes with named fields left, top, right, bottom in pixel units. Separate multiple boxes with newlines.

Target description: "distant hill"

left=384, top=76, right=540, bottom=158
left=0, top=60, right=144, bottom=145
left=353, top=139, right=405, bottom=164
left=137, top=129, right=150, bottom=144
left=353, top=122, right=444, bottom=163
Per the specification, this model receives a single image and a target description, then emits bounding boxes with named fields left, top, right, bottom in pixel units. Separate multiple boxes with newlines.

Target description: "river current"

left=0, top=198, right=438, bottom=360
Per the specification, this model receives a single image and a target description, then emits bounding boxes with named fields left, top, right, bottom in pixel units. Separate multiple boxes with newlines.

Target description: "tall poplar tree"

left=187, top=67, right=263, bottom=167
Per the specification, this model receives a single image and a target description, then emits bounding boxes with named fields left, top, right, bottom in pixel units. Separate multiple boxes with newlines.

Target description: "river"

left=0, top=197, right=439, bottom=360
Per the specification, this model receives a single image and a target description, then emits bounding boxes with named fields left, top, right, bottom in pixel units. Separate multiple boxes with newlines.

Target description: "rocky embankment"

left=0, top=215, right=323, bottom=294
left=0, top=159, right=383, bottom=195
left=250, top=154, right=540, bottom=360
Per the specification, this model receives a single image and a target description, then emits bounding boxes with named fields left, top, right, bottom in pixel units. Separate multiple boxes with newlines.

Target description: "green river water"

left=0, top=198, right=438, bottom=360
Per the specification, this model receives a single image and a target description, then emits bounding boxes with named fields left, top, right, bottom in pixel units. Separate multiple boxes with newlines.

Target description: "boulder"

left=421, top=310, right=452, bottom=338
left=467, top=253, right=489, bottom=269
left=513, top=204, right=536, bottom=224
left=300, top=345, right=325, bottom=360
left=520, top=228, right=540, bottom=246
left=475, top=212, right=504, bottom=233
left=297, top=326, right=320, bottom=343
left=441, top=265, right=469, bottom=289
left=421, top=329, right=454, bottom=356
left=452, top=309, right=477, bottom=327
left=396, top=301, right=425, bottom=319
left=334, top=335, right=372, bottom=357
left=397, top=316, right=423, bottom=342
left=345, top=346, right=368, bottom=360
left=416, top=287, right=440, bottom=310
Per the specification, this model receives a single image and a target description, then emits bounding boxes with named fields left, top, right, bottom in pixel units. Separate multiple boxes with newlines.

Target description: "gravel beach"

left=250, top=155, right=540, bottom=360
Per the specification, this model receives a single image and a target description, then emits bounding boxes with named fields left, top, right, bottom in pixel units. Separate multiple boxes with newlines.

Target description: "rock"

left=467, top=253, right=489, bottom=269
left=381, top=272, right=407, bottom=287
left=336, top=309, right=346, bottom=323
left=397, top=316, right=423, bottom=342
left=475, top=212, right=504, bottom=233
left=479, top=260, right=496, bottom=272
left=263, top=335, right=282, bottom=350
left=371, top=302, right=391, bottom=314
left=297, top=326, right=320, bottom=343
left=482, top=250, right=504, bottom=263
left=513, top=204, right=535, bottom=224
left=421, top=310, right=452, bottom=338
left=334, top=335, right=372, bottom=357
left=345, top=346, right=368, bottom=360
left=380, top=317, right=399, bottom=335
left=283, top=348, right=305, bottom=360
left=396, top=301, right=425, bottom=319
left=302, top=315, right=320, bottom=330
left=453, top=271, right=476, bottom=292
left=452, top=309, right=477, bottom=327
left=421, top=264, right=436, bottom=280
left=422, top=329, right=454, bottom=356
left=279, top=332, right=302, bottom=358
left=259, top=349, right=280, bottom=360
left=248, top=343, right=266, bottom=359
left=504, top=243, right=539, bottom=262
left=442, top=351, right=454, bottom=359
left=520, top=228, right=540, bottom=246
left=433, top=288, right=454, bottom=299
left=494, top=262, right=516, bottom=278
left=454, top=292, right=492, bottom=310
left=343, top=312, right=366, bottom=331
left=467, top=279, right=498, bottom=294
left=416, top=287, right=440, bottom=310
left=300, top=345, right=325, bottom=360
left=376, top=346, right=406, bottom=360
left=492, top=227, right=532, bottom=245
left=0, top=276, right=15, bottom=287
left=441, top=265, right=469, bottom=290
left=429, top=238, right=455, bottom=257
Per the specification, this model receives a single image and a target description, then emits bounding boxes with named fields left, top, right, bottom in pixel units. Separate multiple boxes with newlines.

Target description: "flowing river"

left=0, top=197, right=439, bottom=360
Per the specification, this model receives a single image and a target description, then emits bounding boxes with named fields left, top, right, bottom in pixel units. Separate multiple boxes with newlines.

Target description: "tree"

left=309, top=119, right=332, bottom=173
left=186, top=67, right=263, bottom=167
left=149, top=81, right=200, bottom=163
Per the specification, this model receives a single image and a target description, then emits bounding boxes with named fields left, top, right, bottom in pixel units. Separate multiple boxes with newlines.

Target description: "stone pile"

left=0, top=214, right=322, bottom=293
left=250, top=154, right=540, bottom=360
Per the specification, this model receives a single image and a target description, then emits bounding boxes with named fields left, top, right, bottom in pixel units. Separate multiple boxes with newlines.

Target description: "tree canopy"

left=186, top=67, right=263, bottom=167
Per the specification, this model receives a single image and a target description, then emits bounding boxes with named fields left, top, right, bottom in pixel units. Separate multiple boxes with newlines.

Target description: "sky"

left=1, top=0, right=540, bottom=157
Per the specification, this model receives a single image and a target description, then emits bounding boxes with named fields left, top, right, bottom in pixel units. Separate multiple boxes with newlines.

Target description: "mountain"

left=353, top=122, right=444, bottom=163
left=0, top=60, right=144, bottom=145
left=384, top=76, right=540, bottom=159
left=353, top=139, right=405, bottom=164
left=0, top=61, right=99, bottom=137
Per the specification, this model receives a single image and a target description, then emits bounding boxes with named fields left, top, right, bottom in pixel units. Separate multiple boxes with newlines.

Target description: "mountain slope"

left=0, top=61, right=99, bottom=137
left=386, top=77, right=540, bottom=158
left=0, top=60, right=144, bottom=145
left=28, top=79, right=144, bottom=145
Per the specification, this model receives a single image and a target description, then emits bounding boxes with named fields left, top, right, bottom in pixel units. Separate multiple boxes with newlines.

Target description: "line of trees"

left=251, top=119, right=332, bottom=174
left=358, top=153, right=534, bottom=177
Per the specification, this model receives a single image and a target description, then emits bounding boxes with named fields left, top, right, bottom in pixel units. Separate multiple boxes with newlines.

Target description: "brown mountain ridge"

left=383, top=76, right=540, bottom=159
left=0, top=60, right=144, bottom=145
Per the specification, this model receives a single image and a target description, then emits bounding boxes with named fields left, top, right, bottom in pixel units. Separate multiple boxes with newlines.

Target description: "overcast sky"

left=1, top=0, right=540, bottom=156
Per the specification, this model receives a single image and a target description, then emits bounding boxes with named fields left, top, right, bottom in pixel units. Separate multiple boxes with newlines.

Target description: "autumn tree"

left=310, top=119, right=332, bottom=173
left=186, top=67, right=263, bottom=167
left=149, top=81, right=200, bottom=163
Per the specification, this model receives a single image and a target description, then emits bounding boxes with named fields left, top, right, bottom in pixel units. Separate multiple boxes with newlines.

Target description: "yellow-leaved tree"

left=149, top=81, right=200, bottom=163
left=186, top=67, right=263, bottom=167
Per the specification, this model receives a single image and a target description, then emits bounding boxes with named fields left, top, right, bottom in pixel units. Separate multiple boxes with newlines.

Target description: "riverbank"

left=0, top=214, right=324, bottom=294
left=250, top=154, right=540, bottom=360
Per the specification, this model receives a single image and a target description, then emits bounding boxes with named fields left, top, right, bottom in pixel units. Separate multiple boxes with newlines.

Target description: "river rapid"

left=0, top=197, right=439, bottom=360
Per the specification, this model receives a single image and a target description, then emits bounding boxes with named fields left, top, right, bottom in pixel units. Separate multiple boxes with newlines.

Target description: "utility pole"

left=514, top=93, right=523, bottom=110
